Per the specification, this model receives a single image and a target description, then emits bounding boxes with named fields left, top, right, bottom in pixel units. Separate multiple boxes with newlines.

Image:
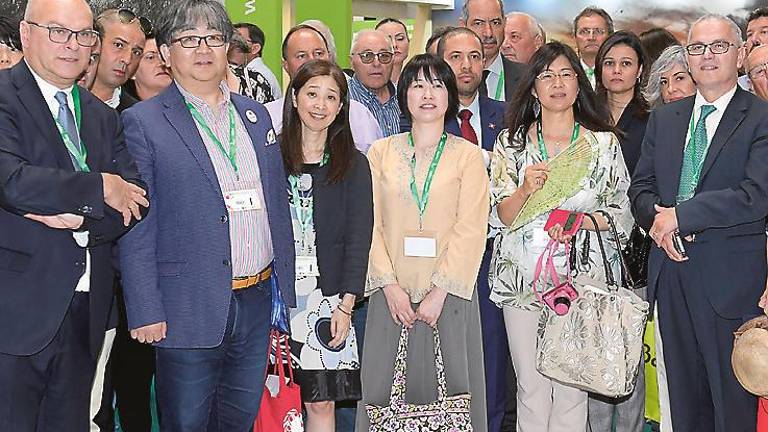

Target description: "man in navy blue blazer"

left=439, top=27, right=509, bottom=432
left=118, top=1, right=294, bottom=430
left=629, top=15, right=768, bottom=432
left=0, top=0, right=149, bottom=430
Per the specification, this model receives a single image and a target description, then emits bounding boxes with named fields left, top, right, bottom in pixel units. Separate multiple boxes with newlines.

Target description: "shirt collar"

left=351, top=76, right=396, bottom=105
left=693, top=84, right=737, bottom=115
left=105, top=87, right=121, bottom=109
left=25, top=59, right=74, bottom=105
left=245, top=56, right=265, bottom=70
left=486, top=54, right=503, bottom=76
left=459, top=93, right=480, bottom=118
left=176, top=80, right=232, bottom=112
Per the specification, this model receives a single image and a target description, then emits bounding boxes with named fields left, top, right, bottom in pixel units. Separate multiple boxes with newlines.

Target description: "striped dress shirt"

left=178, top=82, right=274, bottom=277
left=348, top=77, right=401, bottom=137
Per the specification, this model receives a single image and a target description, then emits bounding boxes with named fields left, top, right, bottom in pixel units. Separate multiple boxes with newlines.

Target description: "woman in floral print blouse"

left=488, top=41, right=634, bottom=432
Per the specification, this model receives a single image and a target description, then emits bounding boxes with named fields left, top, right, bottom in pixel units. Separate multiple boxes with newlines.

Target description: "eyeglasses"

left=26, top=21, right=100, bottom=47
left=88, top=53, right=100, bottom=65
left=112, top=9, right=153, bottom=35
left=685, top=41, right=735, bottom=56
left=749, top=62, right=768, bottom=80
left=536, top=69, right=578, bottom=83
left=352, top=51, right=394, bottom=64
left=171, top=34, right=228, bottom=49
left=576, top=27, right=607, bottom=37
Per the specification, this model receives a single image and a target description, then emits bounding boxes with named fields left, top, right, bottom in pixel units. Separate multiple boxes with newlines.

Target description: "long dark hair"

left=505, top=41, right=615, bottom=148
left=281, top=59, right=355, bottom=184
left=594, top=31, right=650, bottom=117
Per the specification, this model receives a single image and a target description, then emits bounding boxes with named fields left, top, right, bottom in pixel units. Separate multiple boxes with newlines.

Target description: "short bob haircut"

left=594, top=30, right=650, bottom=116
left=642, top=45, right=692, bottom=108
left=505, top=41, right=615, bottom=150
left=281, top=60, right=355, bottom=184
left=396, top=54, right=459, bottom=124
left=154, top=0, right=233, bottom=53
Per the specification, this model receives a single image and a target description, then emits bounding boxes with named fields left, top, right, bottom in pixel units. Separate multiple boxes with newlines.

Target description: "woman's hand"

left=521, top=163, right=549, bottom=196
left=759, top=285, right=768, bottom=317
left=329, top=294, right=356, bottom=348
left=383, top=284, right=416, bottom=328
left=416, top=286, right=448, bottom=328
left=547, top=223, right=573, bottom=244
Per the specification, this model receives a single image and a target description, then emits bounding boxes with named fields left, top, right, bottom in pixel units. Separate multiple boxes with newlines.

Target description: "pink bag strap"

left=533, top=239, right=572, bottom=303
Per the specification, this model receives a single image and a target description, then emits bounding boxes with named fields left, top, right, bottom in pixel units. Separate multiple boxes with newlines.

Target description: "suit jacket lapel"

left=663, top=98, right=694, bottom=204
left=445, top=117, right=461, bottom=137
left=479, top=97, right=501, bottom=152
left=162, top=84, right=223, bottom=197
left=698, top=89, right=748, bottom=185
left=13, top=63, right=73, bottom=170
left=79, top=89, right=102, bottom=171
left=231, top=96, right=271, bottom=199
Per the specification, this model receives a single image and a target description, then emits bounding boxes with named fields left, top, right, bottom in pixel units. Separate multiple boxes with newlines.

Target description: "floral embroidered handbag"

left=535, top=212, right=649, bottom=398
left=366, top=325, right=473, bottom=431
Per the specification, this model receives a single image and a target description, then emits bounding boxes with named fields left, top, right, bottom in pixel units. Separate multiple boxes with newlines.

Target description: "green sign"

left=225, top=0, right=283, bottom=87
left=294, top=0, right=352, bottom=68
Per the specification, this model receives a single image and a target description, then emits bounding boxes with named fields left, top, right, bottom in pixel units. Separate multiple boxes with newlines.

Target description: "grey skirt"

left=355, top=288, right=488, bottom=431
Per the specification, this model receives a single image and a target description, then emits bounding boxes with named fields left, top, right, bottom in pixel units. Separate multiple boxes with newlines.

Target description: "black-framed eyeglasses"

left=352, top=51, right=394, bottom=64
left=171, top=34, right=228, bottom=49
left=685, top=41, right=735, bottom=56
left=26, top=21, right=100, bottom=47
left=112, top=8, right=153, bottom=35
left=749, top=62, right=768, bottom=80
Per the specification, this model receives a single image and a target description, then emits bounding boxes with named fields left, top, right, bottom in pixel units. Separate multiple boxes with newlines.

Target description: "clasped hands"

left=24, top=173, right=148, bottom=230
left=383, top=283, right=447, bottom=328
left=648, top=204, right=688, bottom=262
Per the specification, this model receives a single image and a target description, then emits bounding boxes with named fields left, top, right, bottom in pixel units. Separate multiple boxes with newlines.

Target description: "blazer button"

left=80, top=205, right=92, bottom=214
left=223, top=259, right=230, bottom=266
left=221, top=215, right=228, bottom=223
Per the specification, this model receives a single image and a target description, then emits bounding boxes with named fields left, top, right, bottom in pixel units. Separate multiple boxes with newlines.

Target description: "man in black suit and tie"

left=629, top=14, right=768, bottom=432
left=459, top=0, right=526, bottom=102
left=0, top=0, right=148, bottom=430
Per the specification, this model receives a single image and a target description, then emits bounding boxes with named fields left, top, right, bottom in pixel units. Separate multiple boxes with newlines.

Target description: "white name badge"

left=224, top=189, right=262, bottom=211
left=296, top=255, right=320, bottom=277
left=404, top=232, right=437, bottom=258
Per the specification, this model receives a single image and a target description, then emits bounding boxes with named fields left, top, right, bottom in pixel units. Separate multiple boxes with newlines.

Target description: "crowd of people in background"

left=1, top=0, right=768, bottom=431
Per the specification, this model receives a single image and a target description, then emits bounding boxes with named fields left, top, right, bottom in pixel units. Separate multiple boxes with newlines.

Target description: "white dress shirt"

left=26, top=61, right=91, bottom=292
left=245, top=57, right=282, bottom=100
left=485, top=54, right=505, bottom=102
left=685, top=85, right=737, bottom=150
left=456, top=94, right=491, bottom=168
left=105, top=87, right=121, bottom=109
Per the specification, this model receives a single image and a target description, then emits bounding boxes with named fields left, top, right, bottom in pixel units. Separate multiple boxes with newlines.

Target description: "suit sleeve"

left=0, top=92, right=104, bottom=217
left=628, top=110, right=661, bottom=231
left=118, top=109, right=166, bottom=330
left=676, top=115, right=768, bottom=235
left=82, top=108, right=149, bottom=246
left=340, top=152, right=374, bottom=298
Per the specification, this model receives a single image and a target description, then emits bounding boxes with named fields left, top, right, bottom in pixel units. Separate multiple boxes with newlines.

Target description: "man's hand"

left=658, top=232, right=688, bottom=262
left=102, top=173, right=149, bottom=226
left=383, top=283, right=416, bottom=328
left=24, top=213, right=84, bottom=229
left=130, top=322, right=167, bottom=344
left=650, top=204, right=679, bottom=246
left=416, top=286, right=448, bottom=328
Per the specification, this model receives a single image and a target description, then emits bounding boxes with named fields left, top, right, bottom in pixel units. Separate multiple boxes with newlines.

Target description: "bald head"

left=350, top=29, right=392, bottom=55
left=350, top=30, right=394, bottom=91
left=748, top=44, right=768, bottom=101
left=21, top=0, right=96, bottom=88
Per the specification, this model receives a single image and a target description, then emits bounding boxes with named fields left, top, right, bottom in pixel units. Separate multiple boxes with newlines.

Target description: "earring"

left=533, top=98, right=541, bottom=117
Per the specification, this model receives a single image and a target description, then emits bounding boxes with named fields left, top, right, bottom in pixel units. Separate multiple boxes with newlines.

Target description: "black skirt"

left=293, top=367, right=361, bottom=403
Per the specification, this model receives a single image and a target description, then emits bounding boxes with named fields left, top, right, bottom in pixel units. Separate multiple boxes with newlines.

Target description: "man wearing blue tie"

left=118, top=1, right=295, bottom=430
left=0, top=0, right=149, bottom=430
left=629, top=14, right=768, bottom=432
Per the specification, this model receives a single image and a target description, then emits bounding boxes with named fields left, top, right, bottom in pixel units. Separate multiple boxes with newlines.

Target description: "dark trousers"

left=478, top=241, right=513, bottom=432
left=336, top=298, right=369, bottom=431
left=657, top=261, right=757, bottom=432
left=155, top=280, right=272, bottom=432
left=0, top=293, right=95, bottom=432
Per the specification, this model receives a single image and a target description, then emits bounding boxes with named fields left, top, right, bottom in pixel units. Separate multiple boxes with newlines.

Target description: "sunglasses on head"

left=112, top=8, right=152, bottom=35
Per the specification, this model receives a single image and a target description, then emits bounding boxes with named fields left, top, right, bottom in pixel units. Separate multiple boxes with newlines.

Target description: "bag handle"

left=596, top=210, right=633, bottom=289
left=265, top=329, right=295, bottom=385
left=533, top=239, right=572, bottom=303
left=582, top=213, right=616, bottom=287
left=389, top=325, right=448, bottom=406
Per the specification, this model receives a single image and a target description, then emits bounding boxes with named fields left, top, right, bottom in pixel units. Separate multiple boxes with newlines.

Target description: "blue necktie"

left=54, top=91, right=82, bottom=170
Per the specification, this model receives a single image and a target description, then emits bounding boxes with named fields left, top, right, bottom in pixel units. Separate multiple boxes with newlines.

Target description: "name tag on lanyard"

left=404, top=230, right=437, bottom=258
left=224, top=189, right=262, bottom=211
left=296, top=255, right=320, bottom=278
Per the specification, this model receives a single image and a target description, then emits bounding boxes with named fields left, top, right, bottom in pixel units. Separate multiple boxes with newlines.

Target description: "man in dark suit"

left=440, top=27, right=508, bottom=432
left=0, top=0, right=149, bottom=430
left=459, top=0, right=526, bottom=102
left=629, top=15, right=768, bottom=432
left=118, top=1, right=295, bottom=430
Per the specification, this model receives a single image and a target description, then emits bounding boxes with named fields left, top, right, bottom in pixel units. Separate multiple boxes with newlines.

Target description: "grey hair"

left=154, top=0, right=233, bottom=49
left=642, top=45, right=690, bottom=108
left=228, top=32, right=250, bottom=54
left=461, top=0, right=505, bottom=23
left=350, top=29, right=393, bottom=55
left=506, top=12, right=543, bottom=40
left=687, top=14, right=743, bottom=47
left=301, top=19, right=337, bottom=63
left=747, top=44, right=768, bottom=70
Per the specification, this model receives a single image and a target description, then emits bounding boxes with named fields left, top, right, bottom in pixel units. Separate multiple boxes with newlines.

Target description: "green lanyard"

left=288, top=152, right=329, bottom=242
left=408, top=133, right=448, bottom=231
left=536, top=121, right=580, bottom=161
left=494, top=71, right=505, bottom=100
left=54, top=86, right=89, bottom=172
left=187, top=102, right=238, bottom=177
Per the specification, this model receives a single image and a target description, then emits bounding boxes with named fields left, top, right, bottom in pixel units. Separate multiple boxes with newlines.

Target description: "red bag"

left=758, top=398, right=768, bottom=432
left=254, top=330, right=304, bottom=432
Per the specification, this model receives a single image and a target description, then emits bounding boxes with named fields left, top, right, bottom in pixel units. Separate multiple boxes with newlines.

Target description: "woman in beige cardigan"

left=355, top=54, right=490, bottom=430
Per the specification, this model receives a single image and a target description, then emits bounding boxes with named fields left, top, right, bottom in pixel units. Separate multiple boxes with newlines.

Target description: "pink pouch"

left=544, top=209, right=585, bottom=236
left=533, top=239, right=578, bottom=316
